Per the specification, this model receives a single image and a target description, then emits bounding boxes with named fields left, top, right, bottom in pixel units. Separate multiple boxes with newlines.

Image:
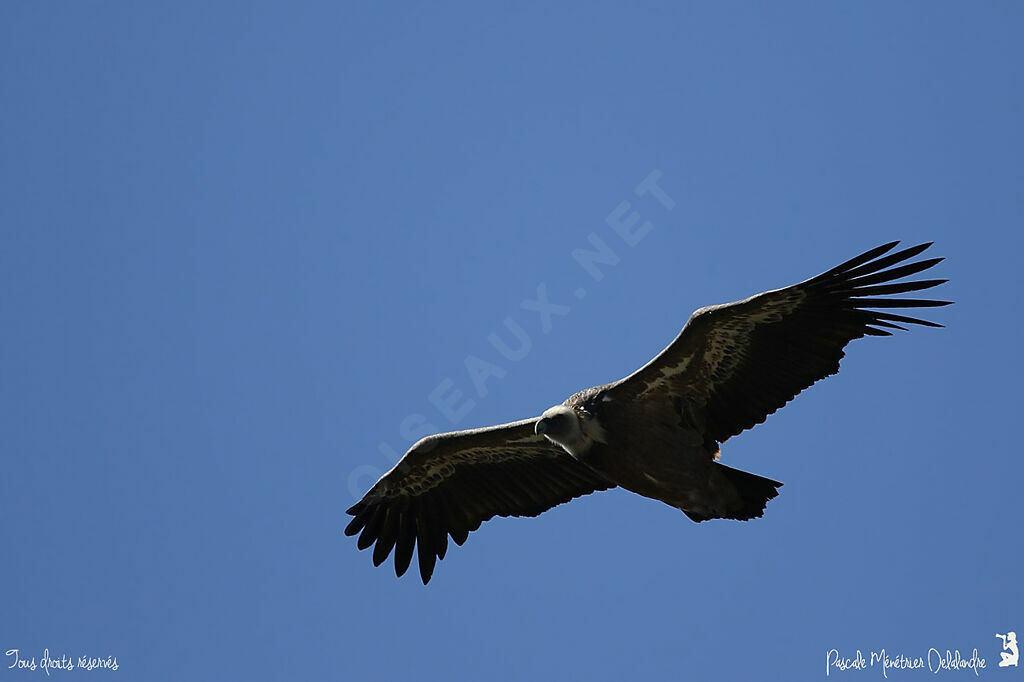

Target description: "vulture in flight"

left=346, top=241, right=949, bottom=583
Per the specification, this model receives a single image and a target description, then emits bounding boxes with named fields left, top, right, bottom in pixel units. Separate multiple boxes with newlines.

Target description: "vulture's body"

left=538, top=389, right=778, bottom=523
left=346, top=242, right=950, bottom=583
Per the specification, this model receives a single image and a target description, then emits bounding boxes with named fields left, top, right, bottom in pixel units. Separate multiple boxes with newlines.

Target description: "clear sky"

left=2, top=3, right=1022, bottom=681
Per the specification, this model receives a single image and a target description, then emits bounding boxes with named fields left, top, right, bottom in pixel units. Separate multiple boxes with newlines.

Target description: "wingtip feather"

left=344, top=512, right=366, bottom=537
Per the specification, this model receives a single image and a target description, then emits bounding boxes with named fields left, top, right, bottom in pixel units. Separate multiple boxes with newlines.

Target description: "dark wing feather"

left=344, top=418, right=614, bottom=584
left=609, top=241, right=950, bottom=443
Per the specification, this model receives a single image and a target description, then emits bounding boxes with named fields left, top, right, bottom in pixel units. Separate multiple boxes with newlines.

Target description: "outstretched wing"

left=344, top=418, right=614, bottom=583
left=609, top=241, right=950, bottom=444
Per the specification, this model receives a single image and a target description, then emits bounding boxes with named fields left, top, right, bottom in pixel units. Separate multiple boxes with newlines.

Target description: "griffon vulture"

left=345, top=241, right=949, bottom=583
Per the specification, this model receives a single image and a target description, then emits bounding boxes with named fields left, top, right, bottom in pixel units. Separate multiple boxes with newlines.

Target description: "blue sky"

left=2, top=3, right=1022, bottom=680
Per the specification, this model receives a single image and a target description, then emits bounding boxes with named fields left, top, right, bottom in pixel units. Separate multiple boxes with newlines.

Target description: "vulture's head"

left=535, top=405, right=605, bottom=458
